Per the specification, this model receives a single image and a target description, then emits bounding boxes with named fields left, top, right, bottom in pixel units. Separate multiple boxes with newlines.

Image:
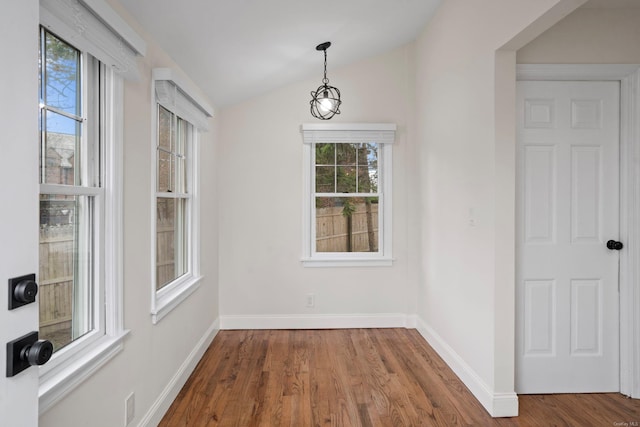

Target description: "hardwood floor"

left=159, top=329, right=640, bottom=426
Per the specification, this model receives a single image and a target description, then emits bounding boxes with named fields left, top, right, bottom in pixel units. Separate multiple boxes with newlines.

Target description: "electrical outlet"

left=306, top=293, right=315, bottom=308
left=125, top=392, right=135, bottom=426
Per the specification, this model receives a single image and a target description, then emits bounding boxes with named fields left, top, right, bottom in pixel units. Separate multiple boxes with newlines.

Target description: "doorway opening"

left=515, top=64, right=640, bottom=398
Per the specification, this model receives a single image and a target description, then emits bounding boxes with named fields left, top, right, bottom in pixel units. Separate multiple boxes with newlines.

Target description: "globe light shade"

left=310, top=41, right=341, bottom=120
left=311, top=85, right=341, bottom=119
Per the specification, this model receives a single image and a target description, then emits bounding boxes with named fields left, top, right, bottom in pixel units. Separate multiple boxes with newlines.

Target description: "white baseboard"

left=405, top=314, right=418, bottom=328
left=415, top=317, right=518, bottom=418
left=137, top=317, right=220, bottom=427
left=220, top=313, right=413, bottom=330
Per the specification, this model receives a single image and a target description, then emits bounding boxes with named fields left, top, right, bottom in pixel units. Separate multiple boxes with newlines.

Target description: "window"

left=151, top=69, right=213, bottom=323
left=156, top=105, right=191, bottom=290
left=301, top=123, right=395, bottom=267
left=38, top=0, right=145, bottom=413
left=38, top=28, right=98, bottom=354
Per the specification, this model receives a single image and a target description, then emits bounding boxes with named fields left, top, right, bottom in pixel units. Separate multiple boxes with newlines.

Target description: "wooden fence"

left=39, top=224, right=73, bottom=349
left=38, top=202, right=377, bottom=348
left=316, top=202, right=379, bottom=252
left=156, top=223, right=177, bottom=289
left=39, top=209, right=181, bottom=350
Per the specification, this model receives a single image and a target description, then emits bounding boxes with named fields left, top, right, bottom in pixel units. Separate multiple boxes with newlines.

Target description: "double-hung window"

left=151, top=69, right=213, bottom=323
left=156, top=105, right=191, bottom=290
left=38, top=29, right=98, bottom=354
left=37, top=0, right=145, bottom=413
left=301, top=123, right=395, bottom=267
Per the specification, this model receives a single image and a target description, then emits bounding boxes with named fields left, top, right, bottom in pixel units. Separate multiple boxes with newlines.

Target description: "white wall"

left=412, top=0, right=585, bottom=416
left=217, top=45, right=417, bottom=327
left=39, top=1, right=220, bottom=426
left=517, top=7, right=640, bottom=64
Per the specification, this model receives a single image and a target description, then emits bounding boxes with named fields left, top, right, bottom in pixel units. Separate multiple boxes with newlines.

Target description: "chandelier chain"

left=323, top=50, right=329, bottom=85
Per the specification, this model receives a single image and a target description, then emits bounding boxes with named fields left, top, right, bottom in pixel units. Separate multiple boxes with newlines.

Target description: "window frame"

left=155, top=106, right=192, bottom=290
left=150, top=68, right=212, bottom=324
left=151, top=103, right=201, bottom=324
left=37, top=28, right=128, bottom=414
left=301, top=123, right=395, bottom=267
left=37, top=0, right=144, bottom=413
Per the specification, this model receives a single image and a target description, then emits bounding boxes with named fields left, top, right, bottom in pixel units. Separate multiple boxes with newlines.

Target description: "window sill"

left=39, top=330, right=129, bottom=414
left=151, top=275, right=203, bottom=324
left=301, top=257, right=394, bottom=268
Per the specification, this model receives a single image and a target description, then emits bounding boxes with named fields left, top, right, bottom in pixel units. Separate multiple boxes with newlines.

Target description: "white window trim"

left=301, top=123, right=395, bottom=267
left=37, top=0, right=143, bottom=412
left=150, top=133, right=202, bottom=324
left=153, top=68, right=213, bottom=130
left=40, top=0, right=145, bottom=80
left=39, top=67, right=128, bottom=414
left=150, top=68, right=211, bottom=324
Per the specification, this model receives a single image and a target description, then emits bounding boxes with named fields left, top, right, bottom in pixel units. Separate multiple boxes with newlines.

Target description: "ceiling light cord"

left=323, top=49, right=329, bottom=85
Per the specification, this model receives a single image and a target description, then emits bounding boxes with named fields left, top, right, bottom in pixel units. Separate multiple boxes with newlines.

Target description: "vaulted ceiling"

left=118, top=0, right=443, bottom=107
left=118, top=0, right=636, bottom=108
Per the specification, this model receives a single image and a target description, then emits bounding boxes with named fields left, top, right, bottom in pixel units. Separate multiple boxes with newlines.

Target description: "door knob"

left=606, top=240, right=623, bottom=250
left=6, top=332, right=53, bottom=377
left=21, top=339, right=53, bottom=367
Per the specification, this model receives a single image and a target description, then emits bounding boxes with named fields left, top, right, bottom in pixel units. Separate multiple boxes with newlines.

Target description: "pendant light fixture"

left=310, top=41, right=341, bottom=120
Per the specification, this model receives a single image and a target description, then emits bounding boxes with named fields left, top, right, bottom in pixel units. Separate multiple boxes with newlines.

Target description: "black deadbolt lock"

left=8, top=273, right=38, bottom=310
left=6, top=331, right=53, bottom=377
left=606, top=240, right=624, bottom=251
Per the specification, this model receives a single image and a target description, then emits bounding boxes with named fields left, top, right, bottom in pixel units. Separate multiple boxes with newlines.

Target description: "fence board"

left=316, top=202, right=378, bottom=253
left=39, top=225, right=74, bottom=348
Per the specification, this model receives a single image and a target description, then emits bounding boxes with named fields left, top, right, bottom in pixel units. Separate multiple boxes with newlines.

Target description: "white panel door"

left=0, top=2, right=40, bottom=426
left=516, top=81, right=620, bottom=393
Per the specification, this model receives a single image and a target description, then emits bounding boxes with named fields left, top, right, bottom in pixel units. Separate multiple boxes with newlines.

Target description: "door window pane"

left=39, top=194, right=94, bottom=352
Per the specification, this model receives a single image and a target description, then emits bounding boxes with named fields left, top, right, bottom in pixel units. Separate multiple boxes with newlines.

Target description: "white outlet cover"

left=307, top=294, right=315, bottom=307
left=125, top=392, right=135, bottom=425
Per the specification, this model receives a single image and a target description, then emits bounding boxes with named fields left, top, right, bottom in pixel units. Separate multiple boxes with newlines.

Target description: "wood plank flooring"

left=159, top=329, right=640, bottom=426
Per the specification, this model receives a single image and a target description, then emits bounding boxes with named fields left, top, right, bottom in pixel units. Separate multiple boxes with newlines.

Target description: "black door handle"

left=6, top=332, right=53, bottom=377
left=606, top=240, right=623, bottom=250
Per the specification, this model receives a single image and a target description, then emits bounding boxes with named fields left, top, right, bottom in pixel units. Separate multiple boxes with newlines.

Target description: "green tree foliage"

left=43, top=31, right=80, bottom=115
left=314, top=142, right=379, bottom=252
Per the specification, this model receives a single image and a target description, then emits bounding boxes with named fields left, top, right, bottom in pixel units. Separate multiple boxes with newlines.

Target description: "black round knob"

left=606, top=240, right=624, bottom=250
left=14, top=279, right=38, bottom=303
left=20, top=340, right=53, bottom=366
